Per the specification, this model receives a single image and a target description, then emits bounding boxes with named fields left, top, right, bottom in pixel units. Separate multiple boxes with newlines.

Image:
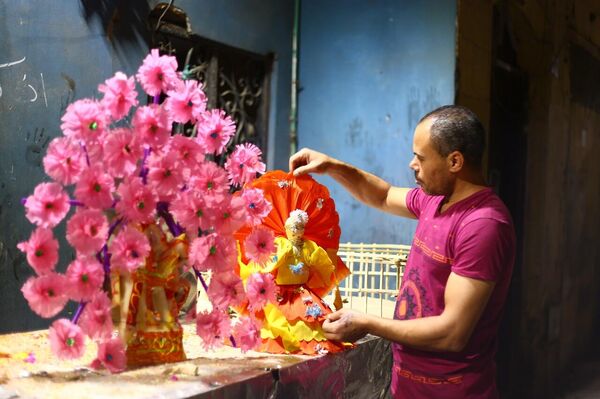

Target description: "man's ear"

left=447, top=151, right=464, bottom=172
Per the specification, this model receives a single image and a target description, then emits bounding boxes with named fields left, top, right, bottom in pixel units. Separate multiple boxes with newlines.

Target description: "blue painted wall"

left=0, top=0, right=153, bottom=333
left=298, top=0, right=456, bottom=244
left=0, top=0, right=293, bottom=333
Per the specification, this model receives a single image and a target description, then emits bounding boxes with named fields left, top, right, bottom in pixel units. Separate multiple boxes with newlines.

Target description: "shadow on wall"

left=80, top=0, right=152, bottom=58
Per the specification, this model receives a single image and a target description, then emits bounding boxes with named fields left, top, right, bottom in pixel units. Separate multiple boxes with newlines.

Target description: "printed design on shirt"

left=413, top=236, right=454, bottom=265
left=394, top=365, right=463, bottom=385
left=396, top=281, right=422, bottom=319
left=395, top=267, right=432, bottom=320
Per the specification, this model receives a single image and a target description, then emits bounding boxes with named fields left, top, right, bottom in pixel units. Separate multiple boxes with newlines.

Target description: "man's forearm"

left=362, top=313, right=467, bottom=353
left=325, top=160, right=392, bottom=210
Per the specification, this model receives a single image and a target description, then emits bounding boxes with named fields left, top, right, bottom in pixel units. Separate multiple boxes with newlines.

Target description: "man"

left=289, top=105, right=515, bottom=398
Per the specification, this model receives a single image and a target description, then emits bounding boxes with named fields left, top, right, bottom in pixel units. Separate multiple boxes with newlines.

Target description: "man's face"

left=408, top=119, right=454, bottom=196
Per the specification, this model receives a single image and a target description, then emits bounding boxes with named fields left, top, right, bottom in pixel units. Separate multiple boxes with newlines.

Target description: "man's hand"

left=322, top=308, right=369, bottom=342
left=289, top=148, right=333, bottom=176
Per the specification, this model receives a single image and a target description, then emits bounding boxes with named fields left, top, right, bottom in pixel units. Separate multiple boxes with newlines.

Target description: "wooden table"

left=0, top=324, right=392, bottom=399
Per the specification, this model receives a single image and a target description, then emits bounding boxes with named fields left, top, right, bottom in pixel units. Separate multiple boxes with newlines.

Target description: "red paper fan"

left=235, top=170, right=350, bottom=291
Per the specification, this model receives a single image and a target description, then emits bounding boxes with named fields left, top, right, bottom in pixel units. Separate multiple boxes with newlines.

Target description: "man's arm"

left=289, top=148, right=415, bottom=219
left=322, top=272, right=495, bottom=352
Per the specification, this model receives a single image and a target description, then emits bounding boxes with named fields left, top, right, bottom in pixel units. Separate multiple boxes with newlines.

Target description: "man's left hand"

left=322, top=308, right=369, bottom=342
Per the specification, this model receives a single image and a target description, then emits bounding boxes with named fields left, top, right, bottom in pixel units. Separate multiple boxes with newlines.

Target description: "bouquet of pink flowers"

left=17, top=49, right=279, bottom=372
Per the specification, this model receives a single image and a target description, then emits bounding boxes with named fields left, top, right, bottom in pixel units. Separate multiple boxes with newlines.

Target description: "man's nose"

left=409, top=157, right=417, bottom=170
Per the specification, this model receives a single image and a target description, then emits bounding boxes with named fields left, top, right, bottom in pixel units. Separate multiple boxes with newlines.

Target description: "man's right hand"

left=289, top=148, right=413, bottom=217
left=289, top=148, right=334, bottom=176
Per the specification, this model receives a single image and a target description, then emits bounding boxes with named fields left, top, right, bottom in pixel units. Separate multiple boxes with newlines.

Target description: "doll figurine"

left=240, top=210, right=349, bottom=354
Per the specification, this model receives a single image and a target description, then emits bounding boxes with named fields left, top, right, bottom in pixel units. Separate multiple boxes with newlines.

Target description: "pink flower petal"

left=66, top=257, right=104, bottom=302
left=24, top=183, right=70, bottom=228
left=136, top=49, right=180, bottom=96
left=99, top=72, right=138, bottom=121
left=74, top=166, right=115, bottom=209
left=196, top=309, right=231, bottom=350
left=110, top=225, right=150, bottom=273
left=232, top=316, right=261, bottom=353
left=208, top=272, right=245, bottom=310
left=21, top=273, right=68, bottom=318
left=17, top=227, right=59, bottom=275
left=224, top=143, right=266, bottom=186
left=241, top=188, right=272, bottom=226
left=60, top=99, right=108, bottom=144
left=103, top=128, right=143, bottom=178
left=189, top=233, right=236, bottom=272
left=115, top=177, right=157, bottom=224
left=165, top=79, right=207, bottom=124
left=66, top=209, right=109, bottom=254
left=79, top=292, right=113, bottom=341
left=97, top=337, right=126, bottom=373
left=245, top=272, right=278, bottom=311
left=43, top=137, right=86, bottom=185
left=244, top=227, right=276, bottom=265
left=49, top=319, right=86, bottom=360
left=196, top=109, right=236, bottom=155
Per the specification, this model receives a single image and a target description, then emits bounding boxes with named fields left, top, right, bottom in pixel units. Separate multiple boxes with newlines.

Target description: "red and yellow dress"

left=236, top=171, right=352, bottom=355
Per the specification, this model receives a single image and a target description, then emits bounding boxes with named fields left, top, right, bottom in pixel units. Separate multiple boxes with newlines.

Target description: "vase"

left=111, top=223, right=190, bottom=368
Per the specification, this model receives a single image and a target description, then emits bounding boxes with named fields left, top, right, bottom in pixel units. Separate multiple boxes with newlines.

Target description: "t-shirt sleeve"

left=451, top=218, right=514, bottom=282
left=405, top=188, right=426, bottom=218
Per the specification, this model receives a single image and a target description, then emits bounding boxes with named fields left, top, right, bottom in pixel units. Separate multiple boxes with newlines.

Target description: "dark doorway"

left=487, top=6, right=529, bottom=399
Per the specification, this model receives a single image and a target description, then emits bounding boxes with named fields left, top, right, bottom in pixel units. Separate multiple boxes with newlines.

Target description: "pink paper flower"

left=168, top=135, right=203, bottom=175
left=74, top=166, right=115, bottom=209
left=115, top=177, right=157, bottom=224
left=147, top=149, right=183, bottom=201
left=225, top=143, right=266, bottom=186
left=24, top=352, right=36, bottom=364
left=189, top=233, right=236, bottom=272
left=245, top=272, right=278, bottom=311
left=24, top=182, right=70, bottom=228
left=196, top=109, right=236, bottom=155
left=170, top=192, right=211, bottom=234
left=208, top=272, right=245, bottom=310
left=98, top=72, right=139, bottom=120
left=65, top=257, right=104, bottom=302
left=211, top=195, right=246, bottom=235
left=103, top=128, right=143, bottom=178
left=165, top=79, right=207, bottom=124
left=21, top=273, right=68, bottom=318
left=110, top=225, right=150, bottom=273
left=60, top=99, right=108, bottom=144
left=17, top=227, right=59, bottom=275
left=49, top=319, right=86, bottom=360
left=136, top=48, right=180, bottom=96
left=232, top=316, right=261, bottom=353
left=43, top=137, right=86, bottom=185
left=96, top=337, right=126, bottom=373
left=196, top=309, right=231, bottom=350
left=79, top=292, right=113, bottom=341
left=132, top=104, right=172, bottom=149
left=188, top=161, right=229, bottom=196
left=241, top=188, right=272, bottom=226
left=66, top=209, right=108, bottom=254
left=244, top=227, right=276, bottom=265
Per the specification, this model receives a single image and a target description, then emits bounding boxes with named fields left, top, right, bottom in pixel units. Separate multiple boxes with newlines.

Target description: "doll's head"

left=285, top=209, right=309, bottom=246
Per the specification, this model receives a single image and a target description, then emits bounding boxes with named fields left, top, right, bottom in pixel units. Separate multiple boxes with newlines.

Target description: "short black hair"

left=419, top=105, right=485, bottom=168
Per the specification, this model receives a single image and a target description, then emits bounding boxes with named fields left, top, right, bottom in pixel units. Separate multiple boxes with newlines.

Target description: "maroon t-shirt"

left=391, top=187, right=515, bottom=399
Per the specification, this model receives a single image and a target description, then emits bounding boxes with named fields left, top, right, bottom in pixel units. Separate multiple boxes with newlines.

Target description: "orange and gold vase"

left=111, top=223, right=190, bottom=368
